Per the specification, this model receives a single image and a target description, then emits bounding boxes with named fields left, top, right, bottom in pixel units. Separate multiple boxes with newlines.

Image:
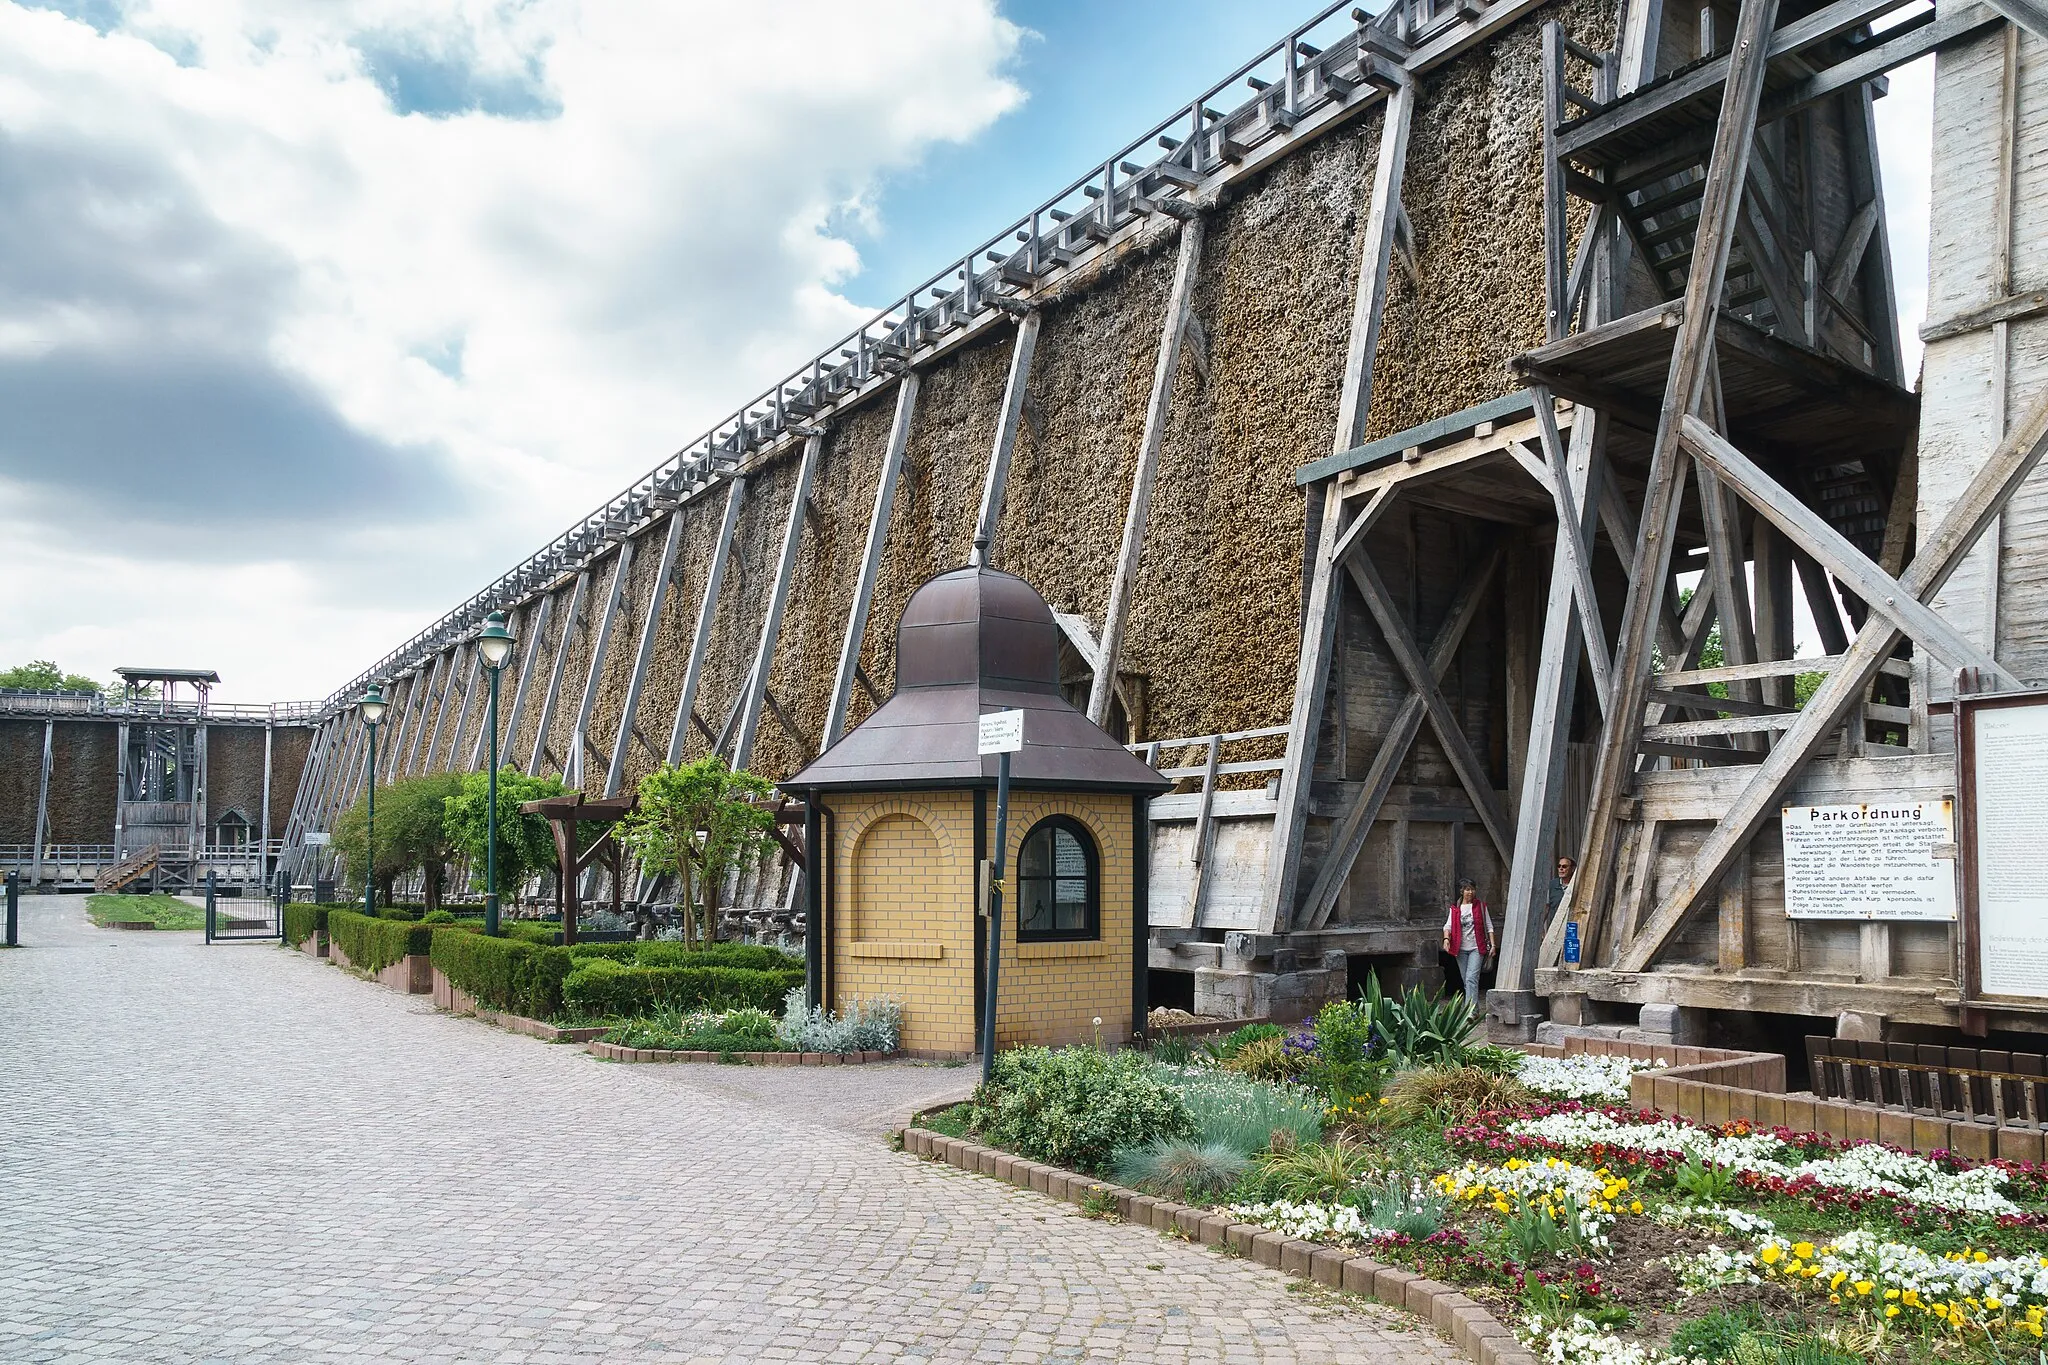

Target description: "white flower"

left=1541, top=1316, right=1691, bottom=1365
left=1517, top=1054, right=1668, bottom=1103
left=1216, top=1199, right=1374, bottom=1245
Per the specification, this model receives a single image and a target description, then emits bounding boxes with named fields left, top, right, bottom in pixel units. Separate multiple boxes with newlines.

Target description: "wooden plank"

left=441, top=645, right=481, bottom=773
left=1332, top=68, right=1417, bottom=454
left=1718, top=848, right=1750, bottom=970
left=1091, top=215, right=1205, bottom=726
left=605, top=512, right=686, bottom=796
left=969, top=311, right=1042, bottom=564
left=1300, top=544, right=1503, bottom=929
left=1679, top=415, right=2017, bottom=682
left=1615, top=388, right=2048, bottom=972
left=1344, top=551, right=1514, bottom=864
left=823, top=375, right=918, bottom=748
left=30, top=719, right=51, bottom=882
left=1531, top=388, right=1612, bottom=714
left=489, top=594, right=551, bottom=774
left=1752, top=517, right=1796, bottom=708
left=527, top=569, right=590, bottom=775
left=567, top=539, right=636, bottom=790
left=665, top=477, right=746, bottom=766
left=405, top=651, right=450, bottom=778
left=1920, top=288, right=2048, bottom=344
left=1187, top=734, right=1223, bottom=923
left=1560, top=0, right=1782, bottom=972
left=731, top=435, right=824, bottom=770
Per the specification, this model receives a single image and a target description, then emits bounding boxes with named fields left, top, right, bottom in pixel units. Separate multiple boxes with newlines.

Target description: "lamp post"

left=358, top=684, right=387, bottom=915
left=476, top=611, right=517, bottom=936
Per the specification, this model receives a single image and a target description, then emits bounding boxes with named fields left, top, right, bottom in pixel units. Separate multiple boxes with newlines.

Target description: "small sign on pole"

left=303, top=832, right=331, bottom=847
left=978, top=708, right=1025, bottom=755
left=1562, top=920, right=1581, bottom=966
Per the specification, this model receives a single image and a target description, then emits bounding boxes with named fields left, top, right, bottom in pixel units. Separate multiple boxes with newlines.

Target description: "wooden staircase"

left=94, top=844, right=160, bottom=894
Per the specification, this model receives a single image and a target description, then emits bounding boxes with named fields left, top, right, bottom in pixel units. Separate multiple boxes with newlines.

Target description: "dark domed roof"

left=786, top=565, right=1170, bottom=794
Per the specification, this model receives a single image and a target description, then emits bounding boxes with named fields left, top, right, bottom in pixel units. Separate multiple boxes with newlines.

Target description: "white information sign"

left=1780, top=799, right=1956, bottom=922
left=977, top=708, right=1025, bottom=755
left=303, top=832, right=332, bottom=847
left=1970, top=702, right=2048, bottom=998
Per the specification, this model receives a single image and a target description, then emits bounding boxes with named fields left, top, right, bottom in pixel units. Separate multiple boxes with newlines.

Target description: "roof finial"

left=970, top=531, right=989, bottom=568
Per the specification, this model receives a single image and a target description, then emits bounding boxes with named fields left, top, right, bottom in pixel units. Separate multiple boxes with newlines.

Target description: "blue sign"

left=1563, top=920, right=1582, bottom=965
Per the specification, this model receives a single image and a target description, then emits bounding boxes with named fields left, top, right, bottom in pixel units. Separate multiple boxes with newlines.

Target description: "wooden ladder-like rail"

left=93, top=844, right=160, bottom=894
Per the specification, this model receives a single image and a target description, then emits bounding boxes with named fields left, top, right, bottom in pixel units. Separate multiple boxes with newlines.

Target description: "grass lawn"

left=86, top=894, right=206, bottom=931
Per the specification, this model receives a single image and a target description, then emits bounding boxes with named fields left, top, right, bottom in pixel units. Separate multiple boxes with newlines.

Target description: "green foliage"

left=1383, top=1065, right=1535, bottom=1126
left=1668, top=1308, right=1767, bottom=1363
left=1793, top=670, right=1826, bottom=708
left=619, top=756, right=776, bottom=948
left=1243, top=1139, right=1375, bottom=1203
left=1501, top=1191, right=1595, bottom=1264
left=1110, top=1140, right=1249, bottom=1201
left=421, top=909, right=456, bottom=924
left=441, top=768, right=565, bottom=901
left=1362, top=1176, right=1450, bottom=1239
left=1306, top=999, right=1393, bottom=1106
left=326, top=908, right=436, bottom=974
left=602, top=1004, right=789, bottom=1053
left=565, top=940, right=802, bottom=971
left=1359, top=970, right=1479, bottom=1067
left=1149, top=1034, right=1192, bottom=1065
left=0, top=659, right=102, bottom=693
left=430, top=928, right=573, bottom=1019
left=1207, top=1022, right=1284, bottom=1061
left=85, top=894, right=204, bottom=930
left=1673, top=1154, right=1741, bottom=1203
left=1221, top=1036, right=1311, bottom=1084
left=333, top=773, right=468, bottom=910
left=1164, top=1069, right=1324, bottom=1155
left=970, top=1046, right=1194, bottom=1173
left=560, top=958, right=802, bottom=1018
left=281, top=903, right=328, bottom=946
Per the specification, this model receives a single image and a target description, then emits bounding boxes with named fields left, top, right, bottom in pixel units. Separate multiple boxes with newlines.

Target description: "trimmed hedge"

left=281, top=903, right=328, bottom=947
left=431, top=929, right=573, bottom=1020
left=561, top=958, right=804, bottom=1018
left=327, top=908, right=436, bottom=974
left=566, top=941, right=803, bottom=972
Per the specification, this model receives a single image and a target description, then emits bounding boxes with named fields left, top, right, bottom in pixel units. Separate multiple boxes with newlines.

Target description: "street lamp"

left=477, top=611, right=517, bottom=936
left=358, top=684, right=387, bottom=916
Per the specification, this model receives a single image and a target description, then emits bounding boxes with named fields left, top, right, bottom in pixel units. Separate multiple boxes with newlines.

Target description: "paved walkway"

left=0, top=897, right=1461, bottom=1364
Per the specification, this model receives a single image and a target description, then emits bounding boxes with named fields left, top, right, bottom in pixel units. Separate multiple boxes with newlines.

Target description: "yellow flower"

left=1903, top=1290, right=1920, bottom=1307
left=1760, top=1246, right=1782, bottom=1266
left=1830, top=1272, right=1847, bottom=1290
left=2028, top=1321, right=2044, bottom=1339
left=1983, top=1296, right=2000, bottom=1311
left=1855, top=1282, right=1873, bottom=1296
left=1975, top=1251, right=1990, bottom=1263
left=1885, top=1289, right=1900, bottom=1300
left=1885, top=1305, right=1900, bottom=1319
left=1629, top=1200, right=1643, bottom=1214
left=1793, top=1242, right=1814, bottom=1260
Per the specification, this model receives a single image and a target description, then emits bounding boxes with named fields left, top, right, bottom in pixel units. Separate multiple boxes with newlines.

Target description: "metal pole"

left=980, top=750, right=1011, bottom=1086
left=205, top=869, right=216, bottom=944
left=364, top=719, right=378, bottom=916
left=5, top=871, right=17, bottom=948
left=486, top=662, right=501, bottom=937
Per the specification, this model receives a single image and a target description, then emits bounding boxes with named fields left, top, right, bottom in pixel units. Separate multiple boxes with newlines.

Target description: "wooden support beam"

left=969, top=312, right=1042, bottom=565
left=1616, top=388, right=2048, bottom=972
left=442, top=645, right=481, bottom=773
left=1794, top=551, right=1852, bottom=655
left=379, top=671, right=418, bottom=785
left=31, top=719, right=52, bottom=883
left=1344, top=550, right=1514, bottom=865
left=1332, top=69, right=1417, bottom=453
left=1752, top=516, right=1795, bottom=708
left=567, top=539, right=635, bottom=791
left=1679, top=415, right=2017, bottom=683
left=1090, top=214, right=1205, bottom=726
left=1300, top=542, right=1502, bottom=929
left=528, top=569, right=590, bottom=775
left=1531, top=389, right=1612, bottom=714
left=606, top=512, right=685, bottom=796
left=666, top=477, right=746, bottom=767
left=406, top=651, right=451, bottom=777
left=1557, top=0, right=1779, bottom=973
left=825, top=375, right=918, bottom=748
left=493, top=594, right=551, bottom=774
left=732, top=435, right=824, bottom=771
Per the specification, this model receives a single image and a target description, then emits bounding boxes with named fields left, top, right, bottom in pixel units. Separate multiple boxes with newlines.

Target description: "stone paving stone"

left=0, top=897, right=1460, bottom=1363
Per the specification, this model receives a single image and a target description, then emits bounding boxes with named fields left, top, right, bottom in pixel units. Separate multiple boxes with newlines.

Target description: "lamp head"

left=359, top=683, right=387, bottom=726
left=478, top=611, right=516, bottom=669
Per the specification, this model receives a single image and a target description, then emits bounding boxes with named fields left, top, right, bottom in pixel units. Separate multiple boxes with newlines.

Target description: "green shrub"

left=1208, top=1022, right=1284, bottom=1060
left=327, top=908, right=435, bottom=973
left=1243, top=1139, right=1375, bottom=1203
left=1164, top=1068, right=1323, bottom=1155
left=567, top=941, right=641, bottom=962
left=1668, top=1308, right=1764, bottom=1363
left=1110, top=1140, right=1248, bottom=1201
left=281, top=903, right=328, bottom=947
left=501, top=921, right=561, bottom=946
left=430, top=928, right=574, bottom=1020
left=560, top=959, right=802, bottom=1018
left=635, top=940, right=801, bottom=972
left=969, top=1046, right=1193, bottom=1173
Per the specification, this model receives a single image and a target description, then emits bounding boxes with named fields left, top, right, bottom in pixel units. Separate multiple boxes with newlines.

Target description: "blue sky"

left=0, top=0, right=1933, bottom=702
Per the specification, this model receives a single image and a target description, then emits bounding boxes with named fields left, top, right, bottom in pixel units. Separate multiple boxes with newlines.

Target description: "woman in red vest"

left=1440, top=879, right=1494, bottom=1008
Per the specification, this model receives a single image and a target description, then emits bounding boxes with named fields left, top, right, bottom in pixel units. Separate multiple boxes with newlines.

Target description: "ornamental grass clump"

left=775, top=988, right=901, bottom=1053
left=970, top=1046, right=1193, bottom=1173
left=1242, top=1138, right=1376, bottom=1204
left=1163, top=1067, right=1324, bottom=1155
left=1110, top=1140, right=1250, bottom=1202
left=1384, top=1063, right=1536, bottom=1126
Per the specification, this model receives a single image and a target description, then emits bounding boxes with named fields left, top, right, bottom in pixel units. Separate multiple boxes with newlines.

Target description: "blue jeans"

left=1458, top=950, right=1486, bottom=1007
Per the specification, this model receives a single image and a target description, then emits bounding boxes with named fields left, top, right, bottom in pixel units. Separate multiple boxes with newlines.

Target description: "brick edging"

left=586, top=1040, right=902, bottom=1066
left=899, top=1126, right=1536, bottom=1365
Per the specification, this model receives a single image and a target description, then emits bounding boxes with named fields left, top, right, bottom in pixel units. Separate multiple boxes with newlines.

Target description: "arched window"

left=1016, top=815, right=1099, bottom=942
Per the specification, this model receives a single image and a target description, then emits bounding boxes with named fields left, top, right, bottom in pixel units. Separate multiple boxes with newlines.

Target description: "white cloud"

left=0, top=0, right=1024, bottom=701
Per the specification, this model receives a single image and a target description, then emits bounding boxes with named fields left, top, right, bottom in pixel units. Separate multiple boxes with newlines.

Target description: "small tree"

left=442, top=768, right=564, bottom=905
left=331, top=773, right=466, bottom=908
left=0, top=660, right=101, bottom=694
left=620, top=756, right=776, bottom=947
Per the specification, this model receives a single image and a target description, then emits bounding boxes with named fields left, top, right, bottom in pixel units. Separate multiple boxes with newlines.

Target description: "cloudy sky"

left=0, top=0, right=1935, bottom=705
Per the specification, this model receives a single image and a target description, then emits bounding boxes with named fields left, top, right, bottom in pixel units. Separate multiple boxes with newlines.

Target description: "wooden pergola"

left=519, top=792, right=635, bottom=945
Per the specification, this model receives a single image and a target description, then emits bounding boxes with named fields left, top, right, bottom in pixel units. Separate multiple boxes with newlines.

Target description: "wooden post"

left=1089, top=214, right=1205, bottom=726
left=528, top=569, right=590, bottom=775
left=970, top=312, right=1043, bottom=566
left=259, top=720, right=273, bottom=881
left=1616, top=389, right=2048, bottom=972
left=1752, top=517, right=1795, bottom=708
left=113, top=721, right=129, bottom=860
left=1333, top=71, right=1417, bottom=453
left=732, top=436, right=825, bottom=771
left=607, top=512, right=686, bottom=796
left=403, top=651, right=447, bottom=777
left=493, top=594, right=550, bottom=774
left=668, top=477, right=747, bottom=766
left=381, top=670, right=421, bottom=782
left=568, top=540, right=637, bottom=790
left=824, top=376, right=918, bottom=748
left=31, top=719, right=51, bottom=885
left=442, top=645, right=481, bottom=773
left=1556, top=0, right=1780, bottom=970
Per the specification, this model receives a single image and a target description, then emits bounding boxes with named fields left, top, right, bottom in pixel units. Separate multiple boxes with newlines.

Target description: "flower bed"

left=936, top=982, right=2048, bottom=1364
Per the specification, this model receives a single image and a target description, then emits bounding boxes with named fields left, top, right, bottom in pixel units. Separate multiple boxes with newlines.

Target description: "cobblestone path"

left=0, top=897, right=1461, bottom=1364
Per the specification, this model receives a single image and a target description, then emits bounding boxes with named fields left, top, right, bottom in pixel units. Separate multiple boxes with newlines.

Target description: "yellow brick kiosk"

left=787, top=566, right=1169, bottom=1056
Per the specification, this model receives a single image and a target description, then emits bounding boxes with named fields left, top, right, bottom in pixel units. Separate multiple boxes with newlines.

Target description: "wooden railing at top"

left=1807, top=1035, right=2048, bottom=1131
